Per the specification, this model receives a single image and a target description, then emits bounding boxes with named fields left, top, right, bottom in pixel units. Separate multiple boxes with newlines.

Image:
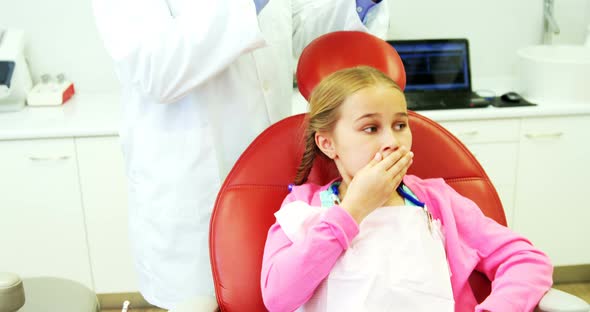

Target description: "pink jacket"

left=260, top=175, right=553, bottom=312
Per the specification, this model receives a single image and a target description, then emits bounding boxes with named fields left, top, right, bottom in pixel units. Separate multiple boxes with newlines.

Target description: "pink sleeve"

left=444, top=185, right=553, bottom=312
left=260, top=201, right=359, bottom=312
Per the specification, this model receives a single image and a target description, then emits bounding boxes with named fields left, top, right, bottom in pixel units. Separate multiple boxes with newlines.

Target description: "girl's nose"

left=380, top=130, right=399, bottom=155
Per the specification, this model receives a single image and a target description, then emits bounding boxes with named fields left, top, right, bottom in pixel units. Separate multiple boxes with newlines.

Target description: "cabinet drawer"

left=438, top=119, right=520, bottom=144
left=514, top=115, right=590, bottom=266
left=76, top=136, right=137, bottom=293
left=0, top=138, right=77, bottom=164
left=467, top=142, right=518, bottom=227
left=0, top=138, right=93, bottom=288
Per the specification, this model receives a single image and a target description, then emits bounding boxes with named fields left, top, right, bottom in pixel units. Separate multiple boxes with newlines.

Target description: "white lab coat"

left=92, top=0, right=389, bottom=308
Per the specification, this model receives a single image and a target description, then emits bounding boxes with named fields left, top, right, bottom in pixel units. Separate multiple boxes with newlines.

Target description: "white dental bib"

left=277, top=203, right=455, bottom=311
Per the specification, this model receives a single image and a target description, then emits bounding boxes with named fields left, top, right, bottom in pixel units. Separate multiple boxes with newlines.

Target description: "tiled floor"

left=100, top=308, right=165, bottom=312
left=100, top=283, right=590, bottom=311
left=102, top=309, right=165, bottom=312
left=554, top=282, right=590, bottom=303
left=98, top=292, right=164, bottom=312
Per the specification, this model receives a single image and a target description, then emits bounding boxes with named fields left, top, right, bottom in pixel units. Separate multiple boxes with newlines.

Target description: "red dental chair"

left=209, top=31, right=589, bottom=312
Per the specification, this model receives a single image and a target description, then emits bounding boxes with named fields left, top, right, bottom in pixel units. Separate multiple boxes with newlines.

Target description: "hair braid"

left=294, top=128, right=319, bottom=185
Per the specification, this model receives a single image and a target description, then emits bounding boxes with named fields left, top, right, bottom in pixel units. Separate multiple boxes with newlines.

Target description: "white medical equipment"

left=27, top=73, right=75, bottom=106
left=0, top=29, right=33, bottom=112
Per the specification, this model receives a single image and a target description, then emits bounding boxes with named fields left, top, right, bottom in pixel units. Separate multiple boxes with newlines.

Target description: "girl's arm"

left=447, top=185, right=553, bottom=312
left=261, top=201, right=359, bottom=312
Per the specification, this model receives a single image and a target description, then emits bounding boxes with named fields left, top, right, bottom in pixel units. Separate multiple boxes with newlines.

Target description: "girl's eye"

left=363, top=126, right=378, bottom=133
left=394, top=123, right=407, bottom=131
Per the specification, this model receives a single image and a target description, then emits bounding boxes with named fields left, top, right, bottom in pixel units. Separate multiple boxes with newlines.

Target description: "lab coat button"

left=263, top=81, right=270, bottom=92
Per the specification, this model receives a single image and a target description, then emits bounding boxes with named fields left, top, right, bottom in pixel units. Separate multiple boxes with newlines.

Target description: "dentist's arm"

left=355, top=0, right=382, bottom=23
left=92, top=0, right=265, bottom=104
left=292, top=0, right=390, bottom=58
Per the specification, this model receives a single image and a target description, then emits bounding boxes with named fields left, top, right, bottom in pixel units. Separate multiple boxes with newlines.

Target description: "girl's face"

left=317, top=85, right=412, bottom=182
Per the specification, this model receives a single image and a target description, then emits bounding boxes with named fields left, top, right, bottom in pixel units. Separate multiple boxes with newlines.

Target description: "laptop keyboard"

left=405, top=92, right=490, bottom=111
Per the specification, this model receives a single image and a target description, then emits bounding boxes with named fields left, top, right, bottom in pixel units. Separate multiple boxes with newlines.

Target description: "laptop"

left=387, top=39, right=489, bottom=111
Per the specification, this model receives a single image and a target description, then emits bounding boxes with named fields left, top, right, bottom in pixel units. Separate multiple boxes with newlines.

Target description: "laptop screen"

left=387, top=39, right=472, bottom=92
left=0, top=61, right=15, bottom=88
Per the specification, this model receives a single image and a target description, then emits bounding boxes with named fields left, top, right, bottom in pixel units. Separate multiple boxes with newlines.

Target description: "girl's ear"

left=315, top=132, right=336, bottom=159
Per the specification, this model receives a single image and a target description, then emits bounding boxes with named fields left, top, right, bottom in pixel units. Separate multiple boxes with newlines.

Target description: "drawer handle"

left=524, top=132, right=563, bottom=139
left=29, top=156, right=71, bottom=161
left=457, top=130, right=479, bottom=136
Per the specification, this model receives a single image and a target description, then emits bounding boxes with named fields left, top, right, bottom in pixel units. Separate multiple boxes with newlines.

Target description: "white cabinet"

left=75, top=136, right=137, bottom=293
left=439, top=119, right=520, bottom=227
left=513, top=115, right=590, bottom=266
left=0, top=138, right=93, bottom=289
left=440, top=115, right=590, bottom=265
left=1, top=111, right=589, bottom=294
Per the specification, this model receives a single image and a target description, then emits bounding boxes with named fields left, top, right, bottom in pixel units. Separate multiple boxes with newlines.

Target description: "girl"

left=260, top=66, right=553, bottom=311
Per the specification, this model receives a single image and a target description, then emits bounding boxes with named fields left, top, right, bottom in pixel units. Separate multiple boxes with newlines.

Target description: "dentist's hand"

left=340, top=147, right=413, bottom=224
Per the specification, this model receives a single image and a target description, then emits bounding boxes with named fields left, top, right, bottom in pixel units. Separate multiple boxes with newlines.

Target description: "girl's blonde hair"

left=294, top=66, right=403, bottom=185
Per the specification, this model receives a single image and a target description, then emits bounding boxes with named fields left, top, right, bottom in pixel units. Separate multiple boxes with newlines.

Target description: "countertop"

left=413, top=102, right=590, bottom=122
left=0, top=93, right=121, bottom=140
left=292, top=89, right=590, bottom=121
left=1, top=90, right=590, bottom=141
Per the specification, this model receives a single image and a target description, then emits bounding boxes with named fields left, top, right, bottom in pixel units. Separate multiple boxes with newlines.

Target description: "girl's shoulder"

left=403, top=175, right=458, bottom=216
left=403, top=175, right=448, bottom=194
left=284, top=180, right=336, bottom=206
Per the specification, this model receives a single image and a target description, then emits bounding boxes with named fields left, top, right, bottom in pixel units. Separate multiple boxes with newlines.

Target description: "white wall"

left=388, top=0, right=589, bottom=78
left=1, top=0, right=589, bottom=94
left=0, top=0, right=119, bottom=92
left=552, top=0, right=590, bottom=45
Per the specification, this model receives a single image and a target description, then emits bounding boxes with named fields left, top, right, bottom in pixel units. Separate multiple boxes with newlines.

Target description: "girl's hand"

left=340, top=147, right=413, bottom=224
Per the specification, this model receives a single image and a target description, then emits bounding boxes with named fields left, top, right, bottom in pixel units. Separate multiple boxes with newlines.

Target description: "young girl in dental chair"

left=260, top=66, right=552, bottom=312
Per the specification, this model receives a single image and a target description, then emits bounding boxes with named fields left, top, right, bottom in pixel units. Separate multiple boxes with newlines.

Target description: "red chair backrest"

left=210, top=112, right=506, bottom=311
left=210, top=31, right=505, bottom=311
left=296, top=31, right=406, bottom=99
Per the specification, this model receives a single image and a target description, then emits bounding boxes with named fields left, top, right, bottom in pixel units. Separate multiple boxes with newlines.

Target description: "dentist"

left=92, top=0, right=389, bottom=309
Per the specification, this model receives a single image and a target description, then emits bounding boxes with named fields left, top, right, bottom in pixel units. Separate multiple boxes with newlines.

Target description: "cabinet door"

left=439, top=119, right=520, bottom=227
left=514, top=115, right=590, bottom=266
left=0, top=138, right=92, bottom=288
left=75, top=136, right=137, bottom=293
left=464, top=142, right=518, bottom=227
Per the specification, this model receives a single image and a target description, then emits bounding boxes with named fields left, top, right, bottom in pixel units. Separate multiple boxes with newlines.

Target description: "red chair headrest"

left=296, top=31, right=406, bottom=100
